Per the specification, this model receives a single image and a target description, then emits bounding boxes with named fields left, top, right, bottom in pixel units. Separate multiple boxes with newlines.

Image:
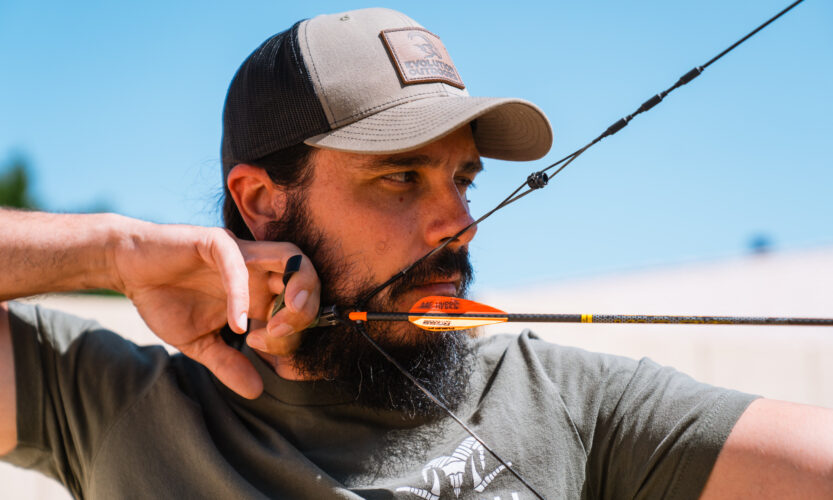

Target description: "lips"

left=412, top=282, right=458, bottom=297
left=409, top=276, right=461, bottom=298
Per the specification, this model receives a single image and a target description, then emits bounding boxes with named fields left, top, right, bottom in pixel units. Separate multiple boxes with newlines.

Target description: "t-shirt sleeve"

left=513, top=332, right=757, bottom=499
left=584, top=353, right=758, bottom=499
left=2, top=301, right=170, bottom=495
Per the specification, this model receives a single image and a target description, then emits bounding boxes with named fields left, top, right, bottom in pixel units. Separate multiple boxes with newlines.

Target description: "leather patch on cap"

left=380, top=28, right=465, bottom=89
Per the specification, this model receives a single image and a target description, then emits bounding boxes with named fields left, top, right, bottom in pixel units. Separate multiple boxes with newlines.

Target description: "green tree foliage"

left=0, top=156, right=39, bottom=209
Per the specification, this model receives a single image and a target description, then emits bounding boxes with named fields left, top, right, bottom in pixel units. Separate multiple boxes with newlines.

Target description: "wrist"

left=101, top=213, right=145, bottom=294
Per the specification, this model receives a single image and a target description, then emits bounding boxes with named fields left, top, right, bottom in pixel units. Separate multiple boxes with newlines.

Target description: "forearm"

left=0, top=209, right=129, bottom=300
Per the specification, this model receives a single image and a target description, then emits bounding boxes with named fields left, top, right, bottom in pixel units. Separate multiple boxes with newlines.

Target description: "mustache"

left=385, top=247, right=473, bottom=305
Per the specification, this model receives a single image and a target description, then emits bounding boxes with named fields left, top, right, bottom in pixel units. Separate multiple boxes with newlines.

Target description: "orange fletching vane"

left=409, top=296, right=506, bottom=314
left=408, top=296, right=508, bottom=331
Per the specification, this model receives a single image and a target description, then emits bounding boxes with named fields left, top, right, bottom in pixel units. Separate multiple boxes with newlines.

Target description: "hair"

left=222, top=142, right=317, bottom=240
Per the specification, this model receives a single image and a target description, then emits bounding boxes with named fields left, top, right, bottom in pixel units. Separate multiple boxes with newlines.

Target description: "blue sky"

left=1, top=0, right=831, bottom=292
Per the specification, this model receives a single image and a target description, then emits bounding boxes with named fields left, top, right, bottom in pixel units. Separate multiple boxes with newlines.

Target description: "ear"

left=226, top=164, right=286, bottom=240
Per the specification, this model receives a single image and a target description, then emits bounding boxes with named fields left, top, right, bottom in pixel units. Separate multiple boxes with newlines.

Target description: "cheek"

left=346, top=216, right=420, bottom=278
left=375, top=239, right=388, bottom=255
left=307, top=179, right=422, bottom=274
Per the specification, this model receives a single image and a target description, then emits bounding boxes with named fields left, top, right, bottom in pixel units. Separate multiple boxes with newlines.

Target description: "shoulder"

left=3, top=301, right=217, bottom=489
left=5, top=300, right=191, bottom=414
left=472, top=330, right=754, bottom=433
left=474, top=330, right=640, bottom=388
left=7, top=300, right=171, bottom=371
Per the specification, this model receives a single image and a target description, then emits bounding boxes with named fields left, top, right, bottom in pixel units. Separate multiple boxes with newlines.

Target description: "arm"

left=0, top=209, right=321, bottom=453
left=701, top=398, right=833, bottom=499
left=0, top=209, right=120, bottom=455
left=0, top=210, right=125, bottom=299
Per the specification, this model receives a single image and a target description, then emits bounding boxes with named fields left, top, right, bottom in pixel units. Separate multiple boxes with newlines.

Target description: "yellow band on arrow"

left=581, top=314, right=593, bottom=323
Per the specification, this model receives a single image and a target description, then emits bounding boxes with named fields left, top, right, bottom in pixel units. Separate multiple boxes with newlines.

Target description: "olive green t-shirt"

left=3, top=302, right=756, bottom=499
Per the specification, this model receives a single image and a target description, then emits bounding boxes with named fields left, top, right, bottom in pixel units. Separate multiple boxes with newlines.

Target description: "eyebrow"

left=365, top=154, right=484, bottom=174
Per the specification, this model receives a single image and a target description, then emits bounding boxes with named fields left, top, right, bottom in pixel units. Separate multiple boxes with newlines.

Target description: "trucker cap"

left=221, top=7, right=553, bottom=178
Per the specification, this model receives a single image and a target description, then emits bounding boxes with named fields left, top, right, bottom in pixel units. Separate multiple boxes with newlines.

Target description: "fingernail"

left=268, top=323, right=294, bottom=338
left=247, top=334, right=266, bottom=351
left=291, top=289, right=309, bottom=312
left=237, top=313, right=248, bottom=331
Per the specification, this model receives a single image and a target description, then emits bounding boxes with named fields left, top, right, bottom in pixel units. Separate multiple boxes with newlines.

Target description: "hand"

left=236, top=241, right=321, bottom=360
left=110, top=221, right=320, bottom=398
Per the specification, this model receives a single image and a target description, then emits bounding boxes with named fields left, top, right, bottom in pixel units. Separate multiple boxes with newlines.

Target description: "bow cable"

left=297, top=2, right=810, bottom=498
left=355, top=0, right=807, bottom=312
left=351, top=322, right=546, bottom=499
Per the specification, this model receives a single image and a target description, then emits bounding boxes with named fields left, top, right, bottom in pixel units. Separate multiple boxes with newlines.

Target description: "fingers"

left=208, top=229, right=250, bottom=334
left=247, top=269, right=319, bottom=357
left=234, top=241, right=323, bottom=359
left=240, top=241, right=322, bottom=322
left=265, top=253, right=321, bottom=351
left=181, top=335, right=263, bottom=399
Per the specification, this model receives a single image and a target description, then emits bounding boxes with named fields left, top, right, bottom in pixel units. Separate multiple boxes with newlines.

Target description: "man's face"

left=263, top=125, right=482, bottom=415
left=304, top=125, right=481, bottom=310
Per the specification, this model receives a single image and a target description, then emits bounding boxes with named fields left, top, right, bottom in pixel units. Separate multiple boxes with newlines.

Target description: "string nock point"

left=316, top=305, right=342, bottom=327
left=348, top=311, right=367, bottom=322
left=526, top=171, right=549, bottom=190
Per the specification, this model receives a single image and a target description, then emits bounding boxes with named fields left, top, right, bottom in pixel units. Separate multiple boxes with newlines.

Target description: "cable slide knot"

left=526, top=172, right=549, bottom=190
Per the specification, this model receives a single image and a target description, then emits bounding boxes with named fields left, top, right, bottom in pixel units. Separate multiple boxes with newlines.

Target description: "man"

left=1, top=7, right=831, bottom=499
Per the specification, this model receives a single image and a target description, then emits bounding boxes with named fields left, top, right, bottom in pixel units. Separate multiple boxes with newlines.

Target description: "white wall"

left=478, top=247, right=833, bottom=407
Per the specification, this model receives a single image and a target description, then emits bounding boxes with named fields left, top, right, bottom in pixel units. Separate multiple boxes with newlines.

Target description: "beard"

left=262, top=191, right=476, bottom=418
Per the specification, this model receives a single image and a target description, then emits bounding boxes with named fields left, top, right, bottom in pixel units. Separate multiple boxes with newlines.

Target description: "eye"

left=455, top=176, right=477, bottom=198
left=381, top=171, right=418, bottom=184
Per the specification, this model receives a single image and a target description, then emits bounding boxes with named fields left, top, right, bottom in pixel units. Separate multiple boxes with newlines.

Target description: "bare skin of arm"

left=700, top=398, right=833, bottom=498
left=0, top=209, right=321, bottom=455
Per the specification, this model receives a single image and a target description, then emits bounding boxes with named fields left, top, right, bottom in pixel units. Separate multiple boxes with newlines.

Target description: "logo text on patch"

left=380, top=27, right=465, bottom=89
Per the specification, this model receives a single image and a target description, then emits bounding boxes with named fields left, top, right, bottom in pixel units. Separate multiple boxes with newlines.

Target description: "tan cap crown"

left=299, top=8, right=553, bottom=161
left=221, top=7, right=553, bottom=174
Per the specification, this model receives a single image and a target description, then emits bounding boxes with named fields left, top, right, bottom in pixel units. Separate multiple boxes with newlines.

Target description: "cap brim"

left=304, top=96, right=553, bottom=161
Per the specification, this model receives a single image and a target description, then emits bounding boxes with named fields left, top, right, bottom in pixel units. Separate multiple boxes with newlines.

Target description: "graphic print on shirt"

left=395, top=436, right=511, bottom=499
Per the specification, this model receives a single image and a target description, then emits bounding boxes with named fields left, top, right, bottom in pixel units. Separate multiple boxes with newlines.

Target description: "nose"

left=422, top=180, right=477, bottom=249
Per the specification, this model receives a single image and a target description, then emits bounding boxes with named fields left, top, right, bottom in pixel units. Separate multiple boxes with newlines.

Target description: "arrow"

left=347, top=296, right=833, bottom=331
left=289, top=4, right=815, bottom=499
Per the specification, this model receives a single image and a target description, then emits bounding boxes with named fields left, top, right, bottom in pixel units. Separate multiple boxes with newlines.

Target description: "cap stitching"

left=324, top=114, right=538, bottom=140
left=334, top=108, right=479, bottom=131
left=332, top=97, right=494, bottom=127
left=302, top=19, right=336, bottom=126
left=327, top=118, right=484, bottom=138
left=331, top=89, right=465, bottom=127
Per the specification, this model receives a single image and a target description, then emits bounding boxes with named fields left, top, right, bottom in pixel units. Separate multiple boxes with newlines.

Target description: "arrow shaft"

left=357, top=311, right=833, bottom=326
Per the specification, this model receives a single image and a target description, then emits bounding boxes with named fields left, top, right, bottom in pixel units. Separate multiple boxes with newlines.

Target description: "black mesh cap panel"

left=221, top=21, right=330, bottom=178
